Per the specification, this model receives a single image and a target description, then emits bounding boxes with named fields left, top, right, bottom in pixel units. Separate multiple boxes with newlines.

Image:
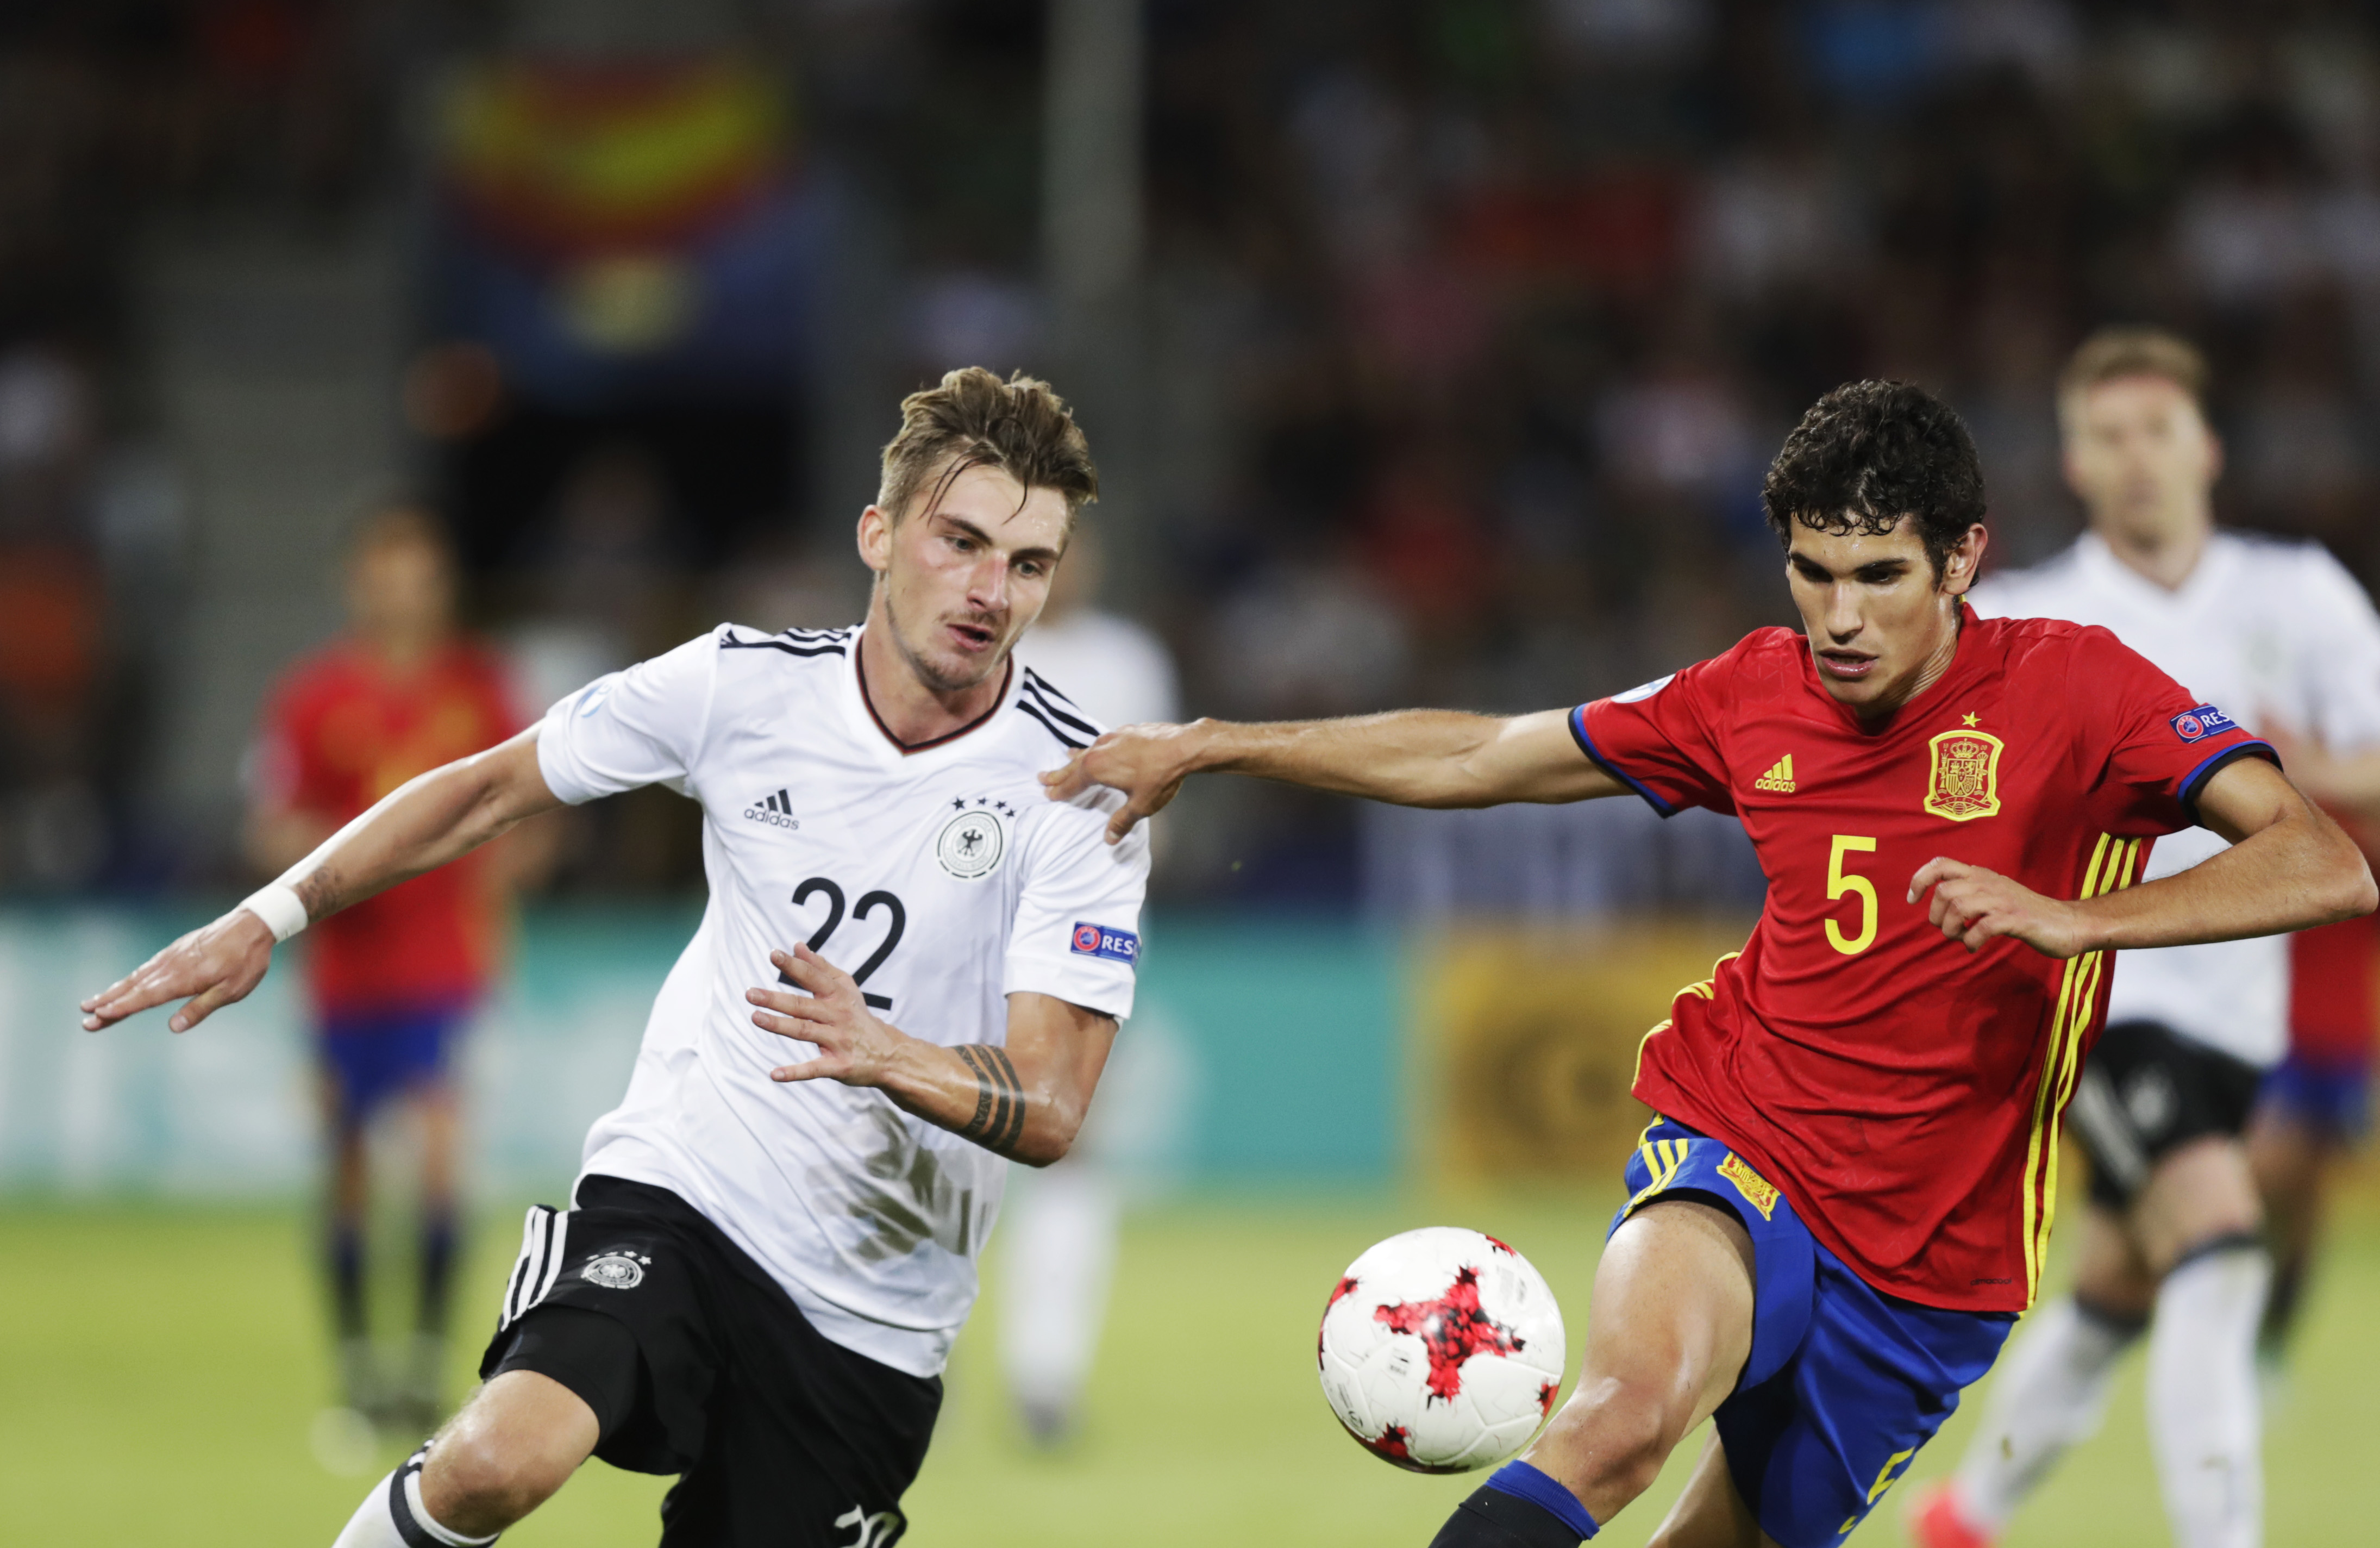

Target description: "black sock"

left=330, top=1218, right=367, bottom=1339
left=419, top=1208, right=459, bottom=1335
left=2259, top=1249, right=2307, bottom=1354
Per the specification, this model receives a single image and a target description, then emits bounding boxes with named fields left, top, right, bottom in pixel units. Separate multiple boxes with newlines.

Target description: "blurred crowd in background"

left=8, top=0, right=2380, bottom=905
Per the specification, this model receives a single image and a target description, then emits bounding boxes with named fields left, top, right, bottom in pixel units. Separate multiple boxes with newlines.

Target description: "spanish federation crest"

left=1924, top=729, right=2003, bottom=821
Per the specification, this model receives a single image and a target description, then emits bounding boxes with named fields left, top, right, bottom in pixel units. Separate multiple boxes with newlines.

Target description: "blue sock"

left=1487, top=1462, right=1598, bottom=1539
left=1429, top=1459, right=1598, bottom=1546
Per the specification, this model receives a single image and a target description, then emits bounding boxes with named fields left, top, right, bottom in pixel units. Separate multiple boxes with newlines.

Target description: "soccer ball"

left=1316, top=1226, right=1568, bottom=1474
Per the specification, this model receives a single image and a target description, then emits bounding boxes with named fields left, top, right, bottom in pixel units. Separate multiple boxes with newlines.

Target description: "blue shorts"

left=1608, top=1120, right=2013, bottom=1548
left=2258, top=1052, right=2372, bottom=1141
left=317, top=1002, right=469, bottom=1125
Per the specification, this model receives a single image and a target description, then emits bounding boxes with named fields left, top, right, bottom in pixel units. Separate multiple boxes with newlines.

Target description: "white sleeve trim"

left=1004, top=955, right=1137, bottom=1021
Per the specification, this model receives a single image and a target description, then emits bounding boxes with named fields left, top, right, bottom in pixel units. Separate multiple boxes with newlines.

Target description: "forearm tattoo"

left=292, top=871, right=336, bottom=924
left=954, top=1045, right=1027, bottom=1154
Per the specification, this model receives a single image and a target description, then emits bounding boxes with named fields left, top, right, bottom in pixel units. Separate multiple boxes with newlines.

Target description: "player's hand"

left=1907, top=858, right=2090, bottom=959
left=78, top=908, right=277, bottom=1033
left=1040, top=721, right=1200, bottom=842
left=750, top=944, right=900, bottom=1087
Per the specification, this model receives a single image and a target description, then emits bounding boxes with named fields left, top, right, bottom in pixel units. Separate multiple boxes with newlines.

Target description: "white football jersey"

left=1974, top=530, right=2380, bottom=1066
left=534, top=622, right=1151, bottom=1377
left=1014, top=607, right=1181, bottom=728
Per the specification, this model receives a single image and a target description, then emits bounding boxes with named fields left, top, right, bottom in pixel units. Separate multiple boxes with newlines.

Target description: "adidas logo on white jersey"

left=743, top=789, right=800, bottom=829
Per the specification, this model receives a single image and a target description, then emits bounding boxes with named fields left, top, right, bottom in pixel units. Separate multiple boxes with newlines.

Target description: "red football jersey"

left=255, top=640, right=525, bottom=1017
left=1574, top=606, right=2273, bottom=1313
left=2288, top=914, right=2378, bottom=1065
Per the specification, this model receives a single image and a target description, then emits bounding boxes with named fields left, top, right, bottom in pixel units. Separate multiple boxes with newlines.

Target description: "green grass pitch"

left=2, top=1187, right=2374, bottom=1545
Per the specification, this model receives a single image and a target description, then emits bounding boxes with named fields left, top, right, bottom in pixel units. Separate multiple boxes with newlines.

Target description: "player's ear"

left=857, top=504, right=893, bottom=575
left=1940, top=523, right=1988, bottom=596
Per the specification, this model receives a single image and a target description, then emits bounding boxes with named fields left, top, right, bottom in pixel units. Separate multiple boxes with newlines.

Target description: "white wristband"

left=239, top=882, right=310, bottom=943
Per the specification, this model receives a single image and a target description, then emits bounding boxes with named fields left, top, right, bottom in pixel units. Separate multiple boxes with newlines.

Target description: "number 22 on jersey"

left=1826, top=835, right=1877, bottom=955
left=778, top=877, right=907, bottom=1009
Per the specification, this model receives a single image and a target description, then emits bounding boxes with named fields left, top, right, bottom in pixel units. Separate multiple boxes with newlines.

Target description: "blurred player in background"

left=1004, top=526, right=1181, bottom=1443
left=247, top=507, right=531, bottom=1433
left=2251, top=791, right=2380, bottom=1368
left=1053, top=380, right=2374, bottom=1548
left=1919, top=329, right=2380, bottom=1548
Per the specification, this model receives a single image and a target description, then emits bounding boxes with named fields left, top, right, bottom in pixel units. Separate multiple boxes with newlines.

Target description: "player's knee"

left=421, top=1424, right=571, bottom=1531
left=1547, top=1377, right=1677, bottom=1498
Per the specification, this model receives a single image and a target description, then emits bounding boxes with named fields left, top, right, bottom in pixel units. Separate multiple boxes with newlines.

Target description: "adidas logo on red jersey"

left=1753, top=755, right=1795, bottom=793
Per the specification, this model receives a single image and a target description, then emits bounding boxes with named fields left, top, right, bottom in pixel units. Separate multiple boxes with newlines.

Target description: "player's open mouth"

left=1817, top=650, right=1877, bottom=680
left=947, top=621, right=996, bottom=653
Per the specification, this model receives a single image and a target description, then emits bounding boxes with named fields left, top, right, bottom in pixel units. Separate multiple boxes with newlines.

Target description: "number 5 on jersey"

left=1826, top=835, right=1878, bottom=955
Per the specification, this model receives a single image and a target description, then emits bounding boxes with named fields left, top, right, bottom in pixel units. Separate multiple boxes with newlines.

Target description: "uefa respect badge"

left=1069, top=922, right=1139, bottom=965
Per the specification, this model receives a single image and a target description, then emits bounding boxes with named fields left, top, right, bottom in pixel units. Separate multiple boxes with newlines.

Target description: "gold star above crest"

left=1961, top=713, right=1979, bottom=727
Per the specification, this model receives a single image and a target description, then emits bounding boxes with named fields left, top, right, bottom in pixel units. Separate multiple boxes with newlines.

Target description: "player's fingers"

left=79, top=970, right=143, bottom=1014
left=81, top=951, right=179, bottom=1017
left=1960, top=914, right=2008, bottom=953
left=774, top=946, right=855, bottom=996
left=746, top=987, right=830, bottom=1021
left=1906, top=857, right=1965, bottom=904
left=88, top=959, right=198, bottom=1029
left=1106, top=781, right=1178, bottom=845
left=167, top=979, right=237, bottom=1034
left=1039, top=752, right=1093, bottom=800
left=770, top=1055, right=843, bottom=1083
left=752, top=1008, right=833, bottom=1041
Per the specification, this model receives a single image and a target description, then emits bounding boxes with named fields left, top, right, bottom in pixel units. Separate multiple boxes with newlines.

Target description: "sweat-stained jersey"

left=1571, top=607, right=2273, bottom=1313
left=253, top=641, right=524, bottom=1016
left=534, top=624, right=1151, bottom=1378
left=1975, top=530, right=2380, bottom=1066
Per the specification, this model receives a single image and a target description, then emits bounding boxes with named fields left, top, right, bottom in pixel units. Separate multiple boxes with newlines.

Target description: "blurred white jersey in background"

left=1973, top=530, right=2380, bottom=1068
left=1001, top=604, right=1186, bottom=1439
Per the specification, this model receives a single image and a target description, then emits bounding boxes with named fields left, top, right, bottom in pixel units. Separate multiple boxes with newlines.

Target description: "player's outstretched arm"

left=749, top=946, right=1114, bottom=1165
left=1908, top=756, right=2377, bottom=959
left=1041, top=708, right=1626, bottom=843
left=79, top=729, right=563, bottom=1034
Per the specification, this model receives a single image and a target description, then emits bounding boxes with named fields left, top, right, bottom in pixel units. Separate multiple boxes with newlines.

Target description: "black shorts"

left=480, top=1175, right=940, bottom=1547
left=2070, top=1020, right=2264, bottom=1210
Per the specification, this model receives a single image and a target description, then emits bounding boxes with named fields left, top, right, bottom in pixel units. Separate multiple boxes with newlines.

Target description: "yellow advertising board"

left=1411, top=919, right=1755, bottom=1182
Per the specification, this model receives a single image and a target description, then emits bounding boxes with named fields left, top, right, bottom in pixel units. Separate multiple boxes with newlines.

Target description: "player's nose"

left=967, top=555, right=1012, bottom=612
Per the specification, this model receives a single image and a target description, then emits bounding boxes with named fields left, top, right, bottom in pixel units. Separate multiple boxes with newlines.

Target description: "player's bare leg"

left=1943, top=1140, right=2264, bottom=1548
left=420, top=1372, right=598, bottom=1533
left=399, top=1078, right=465, bottom=1430
left=1932, top=1204, right=2149, bottom=1544
left=322, top=1072, right=375, bottom=1414
left=1642, top=1430, right=1776, bottom=1548
left=330, top=1370, right=597, bottom=1546
left=2122, top=1137, right=2268, bottom=1548
left=1523, top=1199, right=1755, bottom=1526
left=2245, top=1107, right=2329, bottom=1356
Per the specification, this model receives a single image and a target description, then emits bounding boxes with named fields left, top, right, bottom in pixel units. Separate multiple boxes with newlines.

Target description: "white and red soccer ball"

left=1316, top=1226, right=1568, bottom=1473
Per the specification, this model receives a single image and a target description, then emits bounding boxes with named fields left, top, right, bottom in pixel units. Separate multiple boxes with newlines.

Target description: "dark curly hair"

left=1761, top=380, right=1987, bottom=576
